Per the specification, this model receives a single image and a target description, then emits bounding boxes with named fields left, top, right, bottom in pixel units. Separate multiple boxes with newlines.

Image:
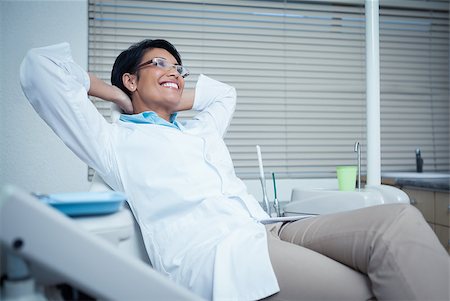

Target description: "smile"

left=161, top=82, right=179, bottom=90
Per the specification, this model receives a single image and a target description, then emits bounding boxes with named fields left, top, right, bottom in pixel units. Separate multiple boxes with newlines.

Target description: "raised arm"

left=190, top=74, right=237, bottom=137
left=88, top=73, right=133, bottom=114
left=172, top=88, right=195, bottom=112
left=20, top=43, right=120, bottom=183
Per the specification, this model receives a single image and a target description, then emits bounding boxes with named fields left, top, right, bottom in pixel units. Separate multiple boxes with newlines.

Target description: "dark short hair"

left=111, top=39, right=182, bottom=97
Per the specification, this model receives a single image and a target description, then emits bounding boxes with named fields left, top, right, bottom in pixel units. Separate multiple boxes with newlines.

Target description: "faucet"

left=354, top=141, right=361, bottom=191
left=416, top=148, right=423, bottom=173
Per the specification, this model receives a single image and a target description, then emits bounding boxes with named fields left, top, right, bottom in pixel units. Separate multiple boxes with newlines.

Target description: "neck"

left=132, top=102, right=171, bottom=122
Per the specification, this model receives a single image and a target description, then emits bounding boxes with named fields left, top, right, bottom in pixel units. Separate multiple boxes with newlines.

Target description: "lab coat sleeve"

left=20, top=42, right=117, bottom=178
left=191, top=74, right=237, bottom=137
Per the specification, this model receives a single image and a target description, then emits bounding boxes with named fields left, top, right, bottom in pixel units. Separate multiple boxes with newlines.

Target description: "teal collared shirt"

left=120, top=111, right=182, bottom=130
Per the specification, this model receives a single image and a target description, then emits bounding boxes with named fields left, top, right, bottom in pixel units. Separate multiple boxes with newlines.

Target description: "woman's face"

left=131, top=48, right=185, bottom=115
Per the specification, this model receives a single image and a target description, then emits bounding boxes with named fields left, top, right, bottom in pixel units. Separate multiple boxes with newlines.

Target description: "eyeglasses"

left=136, top=57, right=190, bottom=78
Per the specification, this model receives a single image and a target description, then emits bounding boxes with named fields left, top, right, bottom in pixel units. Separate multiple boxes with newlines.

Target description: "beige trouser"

left=262, top=204, right=449, bottom=301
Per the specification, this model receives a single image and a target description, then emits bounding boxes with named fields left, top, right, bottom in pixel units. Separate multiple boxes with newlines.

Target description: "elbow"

left=19, top=48, right=39, bottom=92
left=20, top=42, right=71, bottom=94
left=228, top=86, right=237, bottom=114
left=19, top=47, right=52, bottom=109
left=20, top=46, right=52, bottom=96
left=230, top=86, right=237, bottom=102
left=19, top=48, right=54, bottom=113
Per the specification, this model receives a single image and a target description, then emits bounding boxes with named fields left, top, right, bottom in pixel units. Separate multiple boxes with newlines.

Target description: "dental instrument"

left=354, top=141, right=361, bottom=191
left=272, top=172, right=281, bottom=217
left=256, top=145, right=271, bottom=216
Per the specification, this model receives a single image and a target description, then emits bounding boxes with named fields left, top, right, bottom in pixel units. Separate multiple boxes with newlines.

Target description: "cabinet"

left=434, top=192, right=450, bottom=252
left=403, top=188, right=450, bottom=253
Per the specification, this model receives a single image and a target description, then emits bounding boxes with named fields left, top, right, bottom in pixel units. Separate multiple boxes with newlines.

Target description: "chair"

left=0, top=185, right=202, bottom=300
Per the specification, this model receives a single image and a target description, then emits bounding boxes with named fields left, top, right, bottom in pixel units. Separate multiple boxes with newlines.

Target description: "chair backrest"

left=88, top=172, right=151, bottom=265
left=90, top=172, right=113, bottom=192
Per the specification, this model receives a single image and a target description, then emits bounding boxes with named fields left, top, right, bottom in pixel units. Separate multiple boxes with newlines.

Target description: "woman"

left=20, top=39, right=449, bottom=301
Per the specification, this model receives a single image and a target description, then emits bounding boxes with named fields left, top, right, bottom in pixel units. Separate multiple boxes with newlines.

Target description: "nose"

left=166, top=66, right=180, bottom=78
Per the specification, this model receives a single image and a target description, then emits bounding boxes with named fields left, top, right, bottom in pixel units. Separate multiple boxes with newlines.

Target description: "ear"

left=122, top=73, right=137, bottom=93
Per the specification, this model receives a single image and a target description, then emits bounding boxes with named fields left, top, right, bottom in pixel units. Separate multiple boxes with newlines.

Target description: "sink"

left=381, top=172, right=450, bottom=179
left=283, top=184, right=410, bottom=216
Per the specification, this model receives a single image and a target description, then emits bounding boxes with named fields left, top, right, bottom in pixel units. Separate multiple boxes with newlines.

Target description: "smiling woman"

left=20, top=40, right=450, bottom=301
left=99, top=39, right=191, bottom=120
left=121, top=48, right=187, bottom=119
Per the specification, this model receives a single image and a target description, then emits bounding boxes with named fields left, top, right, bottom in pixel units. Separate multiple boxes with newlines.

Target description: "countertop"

left=381, top=176, right=450, bottom=192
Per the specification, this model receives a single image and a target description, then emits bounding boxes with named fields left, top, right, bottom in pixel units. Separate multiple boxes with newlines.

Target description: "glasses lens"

left=177, top=66, right=189, bottom=78
left=153, top=58, right=168, bottom=68
left=151, top=58, right=189, bottom=78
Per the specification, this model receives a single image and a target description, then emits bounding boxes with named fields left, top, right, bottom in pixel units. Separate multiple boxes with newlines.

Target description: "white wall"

left=0, top=0, right=89, bottom=193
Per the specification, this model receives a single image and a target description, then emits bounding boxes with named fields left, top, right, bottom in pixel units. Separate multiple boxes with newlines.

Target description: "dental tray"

left=36, top=191, right=126, bottom=217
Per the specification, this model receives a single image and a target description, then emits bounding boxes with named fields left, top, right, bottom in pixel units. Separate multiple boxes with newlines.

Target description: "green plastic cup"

left=336, top=166, right=357, bottom=191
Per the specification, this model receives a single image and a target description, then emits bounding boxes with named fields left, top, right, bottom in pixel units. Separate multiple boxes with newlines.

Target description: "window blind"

left=379, top=2, right=449, bottom=172
left=88, top=0, right=449, bottom=180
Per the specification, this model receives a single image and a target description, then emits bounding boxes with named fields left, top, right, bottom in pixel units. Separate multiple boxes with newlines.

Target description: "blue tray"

left=36, top=191, right=126, bottom=217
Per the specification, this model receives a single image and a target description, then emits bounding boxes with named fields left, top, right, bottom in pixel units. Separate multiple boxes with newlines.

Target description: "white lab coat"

left=20, top=43, right=279, bottom=300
